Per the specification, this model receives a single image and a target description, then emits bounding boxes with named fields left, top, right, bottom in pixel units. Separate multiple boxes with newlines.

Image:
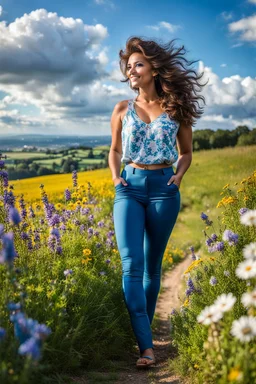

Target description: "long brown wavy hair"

left=119, top=36, right=209, bottom=127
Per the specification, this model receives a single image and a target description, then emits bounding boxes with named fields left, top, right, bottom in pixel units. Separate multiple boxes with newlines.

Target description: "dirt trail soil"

left=113, top=255, right=192, bottom=384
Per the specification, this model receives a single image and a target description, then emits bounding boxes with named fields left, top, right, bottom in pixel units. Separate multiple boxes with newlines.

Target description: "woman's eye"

left=127, top=63, right=142, bottom=70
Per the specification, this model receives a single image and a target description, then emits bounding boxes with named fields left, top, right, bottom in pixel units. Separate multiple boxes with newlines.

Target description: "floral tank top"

left=121, top=96, right=180, bottom=165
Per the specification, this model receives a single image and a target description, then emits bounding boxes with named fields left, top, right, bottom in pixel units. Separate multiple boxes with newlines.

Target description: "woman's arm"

left=168, top=122, right=193, bottom=187
left=108, top=101, right=128, bottom=186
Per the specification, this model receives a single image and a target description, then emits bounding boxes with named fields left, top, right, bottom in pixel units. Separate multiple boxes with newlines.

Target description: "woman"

left=108, top=37, right=207, bottom=368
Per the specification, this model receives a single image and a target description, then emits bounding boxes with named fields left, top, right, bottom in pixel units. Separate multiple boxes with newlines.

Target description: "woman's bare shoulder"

left=114, top=99, right=130, bottom=122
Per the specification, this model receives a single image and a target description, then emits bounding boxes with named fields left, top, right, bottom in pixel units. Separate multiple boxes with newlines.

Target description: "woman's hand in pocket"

left=167, top=175, right=182, bottom=189
left=113, top=177, right=128, bottom=187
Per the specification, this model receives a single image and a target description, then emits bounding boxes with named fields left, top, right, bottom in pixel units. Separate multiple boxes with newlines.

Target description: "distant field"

left=11, top=145, right=256, bottom=252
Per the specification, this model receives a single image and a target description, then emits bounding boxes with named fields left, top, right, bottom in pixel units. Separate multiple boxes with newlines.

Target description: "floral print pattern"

left=121, top=97, right=180, bottom=165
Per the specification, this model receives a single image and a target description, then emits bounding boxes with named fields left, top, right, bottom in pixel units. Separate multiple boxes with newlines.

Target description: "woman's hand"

left=113, top=177, right=128, bottom=187
left=167, top=174, right=183, bottom=189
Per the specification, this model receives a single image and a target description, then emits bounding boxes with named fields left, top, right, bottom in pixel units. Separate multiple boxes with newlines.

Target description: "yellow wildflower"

left=227, top=367, right=243, bottom=381
left=223, top=183, right=230, bottom=189
left=83, top=248, right=92, bottom=256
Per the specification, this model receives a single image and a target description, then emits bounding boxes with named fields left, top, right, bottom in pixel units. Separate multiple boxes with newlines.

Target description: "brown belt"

left=127, top=161, right=173, bottom=170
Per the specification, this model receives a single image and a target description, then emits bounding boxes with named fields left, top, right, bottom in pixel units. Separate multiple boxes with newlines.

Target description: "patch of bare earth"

left=70, top=255, right=191, bottom=384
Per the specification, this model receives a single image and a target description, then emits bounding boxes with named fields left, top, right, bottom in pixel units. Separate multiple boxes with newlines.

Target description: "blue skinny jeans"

left=113, top=164, right=181, bottom=354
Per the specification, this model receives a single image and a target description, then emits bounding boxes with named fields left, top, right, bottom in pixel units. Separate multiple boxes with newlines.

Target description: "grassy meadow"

left=0, top=144, right=255, bottom=383
left=11, top=144, right=256, bottom=252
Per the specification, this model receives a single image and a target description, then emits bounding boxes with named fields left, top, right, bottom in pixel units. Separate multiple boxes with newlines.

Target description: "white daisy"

left=230, top=316, right=256, bottom=342
left=241, top=289, right=256, bottom=308
left=243, top=242, right=256, bottom=260
left=240, top=209, right=256, bottom=226
left=197, top=304, right=223, bottom=325
left=214, top=293, right=237, bottom=312
left=235, top=259, right=256, bottom=280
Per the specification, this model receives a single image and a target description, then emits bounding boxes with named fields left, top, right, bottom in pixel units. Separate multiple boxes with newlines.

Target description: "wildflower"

left=0, top=232, right=17, bottom=265
left=211, top=233, right=218, bottom=241
left=214, top=293, right=237, bottom=312
left=105, top=259, right=111, bottom=264
left=18, top=337, right=41, bottom=360
left=241, top=289, right=256, bottom=308
left=230, top=316, right=256, bottom=342
left=83, top=248, right=92, bottom=256
left=240, top=209, right=256, bottom=226
left=50, top=228, right=60, bottom=239
left=227, top=367, right=243, bottom=382
left=200, top=212, right=213, bottom=226
left=235, top=259, right=256, bottom=280
left=0, top=327, right=6, bottom=340
left=239, top=208, right=248, bottom=215
left=99, top=271, right=106, bottom=276
left=222, top=229, right=239, bottom=246
left=189, top=245, right=196, bottom=260
left=170, top=308, right=178, bottom=316
left=64, top=269, right=73, bottom=277
left=9, top=207, right=21, bottom=225
left=197, top=304, right=223, bottom=325
left=72, top=170, right=78, bottom=187
left=210, top=276, right=218, bottom=286
left=242, top=242, right=256, bottom=260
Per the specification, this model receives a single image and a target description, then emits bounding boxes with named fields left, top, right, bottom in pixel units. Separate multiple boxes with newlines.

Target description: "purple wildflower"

left=215, top=241, right=224, bottom=251
left=0, top=160, right=5, bottom=168
left=170, top=308, right=178, bottom=316
left=239, top=208, right=248, bottom=215
left=200, top=212, right=213, bottom=226
left=88, top=214, right=94, bottom=222
left=209, top=276, right=218, bottom=286
left=81, top=207, right=90, bottom=215
left=0, top=327, right=6, bottom=340
left=98, top=220, right=104, bottom=228
left=99, top=271, right=106, bottom=276
left=222, top=229, right=239, bottom=246
left=64, top=269, right=73, bottom=277
left=0, top=232, right=17, bottom=265
left=64, top=188, right=71, bottom=201
left=206, top=238, right=213, bottom=246
left=0, top=169, right=8, bottom=187
left=48, top=214, right=60, bottom=227
left=105, top=259, right=111, bottom=264
left=60, top=224, right=66, bottom=231
left=211, top=233, right=218, bottom=241
left=80, top=224, right=85, bottom=233
left=96, top=242, right=102, bottom=248
left=9, top=207, right=21, bottom=225
left=72, top=170, right=78, bottom=187
left=29, top=206, right=35, bottom=218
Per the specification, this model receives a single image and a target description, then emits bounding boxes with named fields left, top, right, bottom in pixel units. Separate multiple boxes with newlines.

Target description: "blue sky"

left=0, top=0, right=255, bottom=136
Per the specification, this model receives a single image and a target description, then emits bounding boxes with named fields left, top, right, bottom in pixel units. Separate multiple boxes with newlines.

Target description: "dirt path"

left=70, top=255, right=191, bottom=384
left=113, top=255, right=192, bottom=384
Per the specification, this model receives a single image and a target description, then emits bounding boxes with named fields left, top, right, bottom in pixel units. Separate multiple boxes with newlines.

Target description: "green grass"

left=171, top=145, right=256, bottom=250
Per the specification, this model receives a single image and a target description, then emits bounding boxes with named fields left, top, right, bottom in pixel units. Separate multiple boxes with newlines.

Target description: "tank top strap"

left=127, top=98, right=135, bottom=112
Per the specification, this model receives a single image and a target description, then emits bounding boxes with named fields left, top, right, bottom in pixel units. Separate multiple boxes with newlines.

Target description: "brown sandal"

left=136, top=355, right=156, bottom=368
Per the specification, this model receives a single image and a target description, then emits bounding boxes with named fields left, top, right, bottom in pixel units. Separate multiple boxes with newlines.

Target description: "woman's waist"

left=127, top=161, right=173, bottom=170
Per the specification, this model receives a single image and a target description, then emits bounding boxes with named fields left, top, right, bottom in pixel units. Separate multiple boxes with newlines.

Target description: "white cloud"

left=146, top=21, right=182, bottom=33
left=196, top=61, right=256, bottom=130
left=220, top=63, right=227, bottom=67
left=248, top=0, right=256, bottom=5
left=228, top=14, right=256, bottom=42
left=0, top=6, right=3, bottom=17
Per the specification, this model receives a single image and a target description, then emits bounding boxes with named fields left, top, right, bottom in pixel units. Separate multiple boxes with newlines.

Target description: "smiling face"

left=126, top=52, right=156, bottom=88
